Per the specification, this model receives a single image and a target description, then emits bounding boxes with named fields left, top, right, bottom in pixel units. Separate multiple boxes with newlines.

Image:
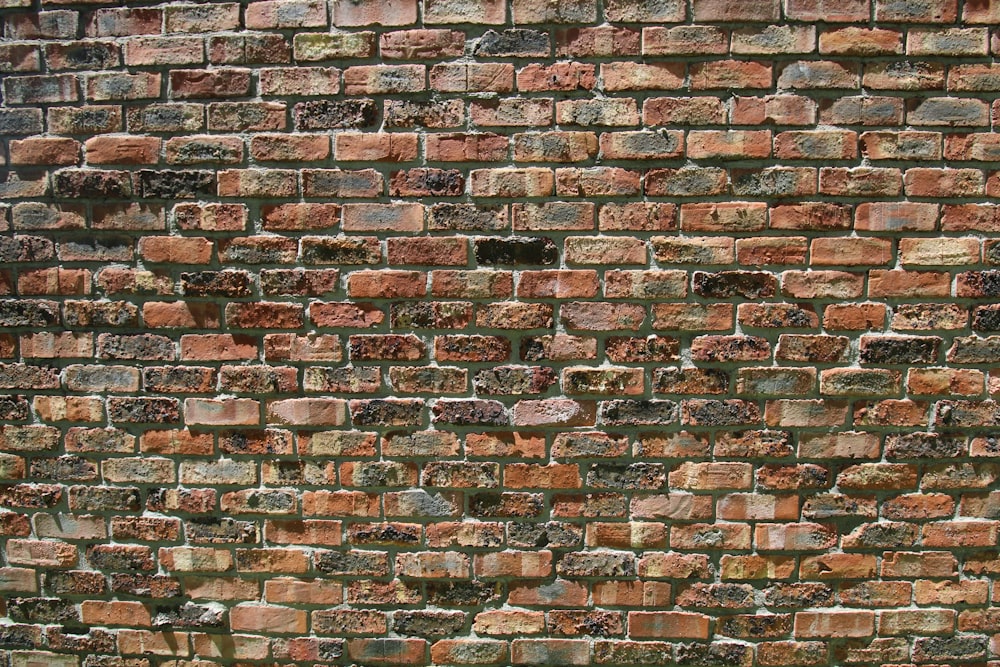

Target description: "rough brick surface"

left=0, top=0, right=999, bottom=664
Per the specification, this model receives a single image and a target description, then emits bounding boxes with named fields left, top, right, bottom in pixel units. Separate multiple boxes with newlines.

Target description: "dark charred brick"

left=763, top=583, right=834, bottom=608
left=0, top=300, right=60, bottom=327
left=350, top=334, right=426, bottom=361
left=0, top=395, right=30, bottom=421
left=423, top=461, right=500, bottom=489
left=45, top=629, right=116, bottom=655
left=715, top=430, right=792, bottom=458
left=654, top=368, right=730, bottom=395
left=885, top=432, right=964, bottom=459
left=693, top=271, right=778, bottom=299
left=301, top=237, right=382, bottom=265
left=128, top=104, right=200, bottom=132
left=0, top=484, right=63, bottom=508
left=53, top=170, right=131, bottom=198
left=98, top=333, right=175, bottom=361
left=385, top=99, right=465, bottom=128
left=59, top=237, right=134, bottom=263
left=31, top=456, right=98, bottom=482
left=69, top=485, right=141, bottom=511
left=801, top=494, right=877, bottom=520
left=469, top=492, right=544, bottom=518
left=740, top=303, right=818, bottom=328
left=305, top=366, right=380, bottom=393
left=957, top=270, right=1000, bottom=297
left=474, top=237, right=559, bottom=266
left=557, top=551, right=636, bottom=577
left=261, top=269, right=339, bottom=296
left=428, top=203, right=507, bottom=231
left=86, top=544, right=154, bottom=571
left=548, top=610, right=622, bottom=637
left=859, top=335, right=940, bottom=365
left=844, top=521, right=918, bottom=548
left=475, top=29, right=551, bottom=57
left=185, top=517, right=258, bottom=543
left=44, top=571, right=107, bottom=597
left=676, top=642, right=753, bottom=667
left=390, top=302, right=472, bottom=329
left=7, top=598, right=80, bottom=625
left=315, top=550, right=389, bottom=576
left=507, top=521, right=583, bottom=549
left=343, top=461, right=415, bottom=487
left=294, top=99, right=378, bottom=130
left=64, top=301, right=139, bottom=328
left=109, top=573, right=182, bottom=599
left=587, top=463, right=666, bottom=490
left=54, top=42, right=119, bottom=69
left=718, top=613, right=791, bottom=639
left=605, top=336, right=679, bottom=363
left=348, top=522, right=421, bottom=545
left=600, top=400, right=678, bottom=425
left=222, top=365, right=297, bottom=393
left=912, top=636, right=987, bottom=663
left=682, top=399, right=761, bottom=427
left=137, top=170, right=216, bottom=199
left=350, top=398, right=423, bottom=427
left=107, top=397, right=179, bottom=423
left=948, top=335, right=1000, bottom=364
left=473, top=366, right=557, bottom=395
left=436, top=335, right=510, bottom=362
left=692, top=335, right=770, bottom=363
left=152, top=602, right=225, bottom=628
left=0, top=238, right=56, bottom=263
left=143, top=366, right=215, bottom=393
left=393, top=610, right=466, bottom=637
left=181, top=270, right=252, bottom=297
left=433, top=399, right=508, bottom=426
left=427, top=581, right=501, bottom=607
left=972, top=305, right=1000, bottom=331
left=593, top=641, right=672, bottom=665
left=390, top=168, right=464, bottom=196
left=0, top=109, right=43, bottom=135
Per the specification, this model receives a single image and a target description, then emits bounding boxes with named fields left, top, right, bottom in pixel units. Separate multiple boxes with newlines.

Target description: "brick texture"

left=0, top=0, right=999, bottom=665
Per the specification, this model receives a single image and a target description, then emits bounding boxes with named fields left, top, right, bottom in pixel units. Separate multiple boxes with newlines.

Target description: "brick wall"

left=1, top=0, right=1000, bottom=664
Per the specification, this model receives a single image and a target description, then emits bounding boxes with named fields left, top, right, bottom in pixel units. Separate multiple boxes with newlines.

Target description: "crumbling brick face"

left=0, top=0, right=999, bottom=663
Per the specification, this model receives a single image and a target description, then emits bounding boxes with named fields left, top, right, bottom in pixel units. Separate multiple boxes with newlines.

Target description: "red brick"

left=231, top=604, right=307, bottom=634
left=732, top=94, right=816, bottom=125
left=560, top=26, right=640, bottom=56
left=342, top=203, right=423, bottom=232
left=138, top=237, right=212, bottom=265
left=691, top=60, right=773, bottom=89
left=245, top=0, right=326, bottom=28
left=629, top=611, right=712, bottom=639
left=10, top=137, right=80, bottom=165
left=794, top=611, right=875, bottom=638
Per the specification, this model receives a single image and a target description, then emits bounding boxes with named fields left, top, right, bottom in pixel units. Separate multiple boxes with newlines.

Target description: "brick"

left=245, top=0, right=326, bottom=28
left=517, top=62, right=595, bottom=92
left=691, top=60, right=772, bottom=89
left=381, top=29, right=464, bottom=59
left=432, top=63, right=514, bottom=94
left=231, top=604, right=306, bottom=634
left=512, top=0, right=597, bottom=23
